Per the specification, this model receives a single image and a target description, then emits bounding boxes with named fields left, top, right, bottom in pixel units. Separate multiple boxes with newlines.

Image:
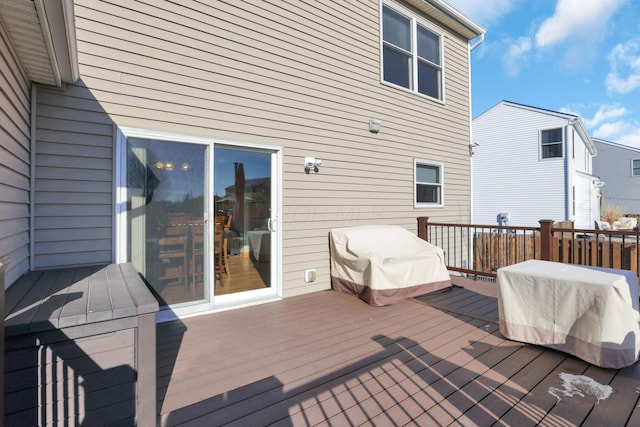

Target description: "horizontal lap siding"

left=593, top=141, right=640, bottom=214
left=0, top=27, right=31, bottom=286
left=34, top=86, right=114, bottom=269
left=473, top=104, right=567, bottom=227
left=69, top=0, right=473, bottom=295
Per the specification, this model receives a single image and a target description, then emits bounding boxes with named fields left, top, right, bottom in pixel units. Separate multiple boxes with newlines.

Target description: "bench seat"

left=4, top=263, right=159, bottom=426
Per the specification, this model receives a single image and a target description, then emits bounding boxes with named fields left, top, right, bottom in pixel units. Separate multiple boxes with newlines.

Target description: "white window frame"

left=632, top=159, right=640, bottom=176
left=115, top=127, right=284, bottom=320
left=380, top=1, right=445, bottom=102
left=540, top=127, right=564, bottom=160
left=414, top=159, right=444, bottom=207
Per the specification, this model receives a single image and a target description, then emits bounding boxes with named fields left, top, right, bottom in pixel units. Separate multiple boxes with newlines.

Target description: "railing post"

left=539, top=219, right=554, bottom=261
left=417, top=217, right=429, bottom=241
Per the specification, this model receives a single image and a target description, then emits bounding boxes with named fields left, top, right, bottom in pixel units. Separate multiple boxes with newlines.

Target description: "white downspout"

left=470, top=33, right=485, bottom=51
left=564, top=124, right=572, bottom=222
left=468, top=33, right=484, bottom=224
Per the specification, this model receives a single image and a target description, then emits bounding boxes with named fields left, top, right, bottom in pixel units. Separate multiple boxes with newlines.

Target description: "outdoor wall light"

left=369, top=119, right=381, bottom=133
left=305, top=157, right=323, bottom=173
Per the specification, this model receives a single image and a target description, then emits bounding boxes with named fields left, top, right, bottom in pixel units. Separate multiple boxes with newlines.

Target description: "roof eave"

left=35, top=0, right=79, bottom=85
left=0, top=0, right=79, bottom=87
left=405, top=0, right=486, bottom=40
left=571, top=118, right=597, bottom=156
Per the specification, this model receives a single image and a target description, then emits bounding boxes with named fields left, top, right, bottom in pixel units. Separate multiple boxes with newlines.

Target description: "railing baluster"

left=417, top=219, right=640, bottom=281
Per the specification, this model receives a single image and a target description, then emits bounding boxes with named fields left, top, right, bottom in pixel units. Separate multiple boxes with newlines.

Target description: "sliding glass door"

left=119, top=130, right=280, bottom=317
left=126, top=137, right=210, bottom=307
left=213, top=146, right=275, bottom=299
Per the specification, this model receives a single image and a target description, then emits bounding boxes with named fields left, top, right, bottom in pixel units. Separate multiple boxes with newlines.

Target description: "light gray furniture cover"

left=497, top=260, right=640, bottom=368
left=330, top=225, right=451, bottom=306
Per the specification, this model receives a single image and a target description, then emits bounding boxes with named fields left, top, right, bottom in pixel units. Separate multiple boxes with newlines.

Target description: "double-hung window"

left=382, top=3, right=443, bottom=100
left=540, top=128, right=563, bottom=159
left=415, top=160, right=443, bottom=207
left=632, top=159, right=640, bottom=176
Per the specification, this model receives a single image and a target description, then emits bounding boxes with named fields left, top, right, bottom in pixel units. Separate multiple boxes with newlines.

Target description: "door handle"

left=268, top=217, right=277, bottom=232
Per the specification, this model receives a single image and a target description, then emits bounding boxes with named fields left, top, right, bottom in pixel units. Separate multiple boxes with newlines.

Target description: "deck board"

left=157, top=275, right=640, bottom=426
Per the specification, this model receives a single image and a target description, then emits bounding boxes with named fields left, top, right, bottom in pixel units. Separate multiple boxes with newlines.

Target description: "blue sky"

left=446, top=0, right=640, bottom=147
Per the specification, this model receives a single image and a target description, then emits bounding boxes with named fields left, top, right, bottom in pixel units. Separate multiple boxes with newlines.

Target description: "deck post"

left=539, top=219, right=554, bottom=261
left=417, top=217, right=429, bottom=241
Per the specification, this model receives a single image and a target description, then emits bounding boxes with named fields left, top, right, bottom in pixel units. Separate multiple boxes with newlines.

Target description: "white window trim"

left=539, top=127, right=564, bottom=160
left=380, top=1, right=446, bottom=103
left=414, top=159, right=444, bottom=208
left=632, top=159, right=640, bottom=177
left=114, top=127, right=285, bottom=320
left=114, top=128, right=215, bottom=264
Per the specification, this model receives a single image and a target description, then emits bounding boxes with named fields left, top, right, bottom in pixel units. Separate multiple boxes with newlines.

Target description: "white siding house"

left=0, top=1, right=484, bottom=317
left=472, top=101, right=600, bottom=229
left=593, top=138, right=640, bottom=215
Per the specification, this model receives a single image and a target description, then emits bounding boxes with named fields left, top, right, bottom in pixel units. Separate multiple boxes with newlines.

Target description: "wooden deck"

left=157, top=276, right=640, bottom=426
left=158, top=255, right=270, bottom=303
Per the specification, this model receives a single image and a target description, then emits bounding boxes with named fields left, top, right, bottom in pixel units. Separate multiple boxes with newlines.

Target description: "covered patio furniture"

left=497, top=260, right=640, bottom=368
left=329, top=225, right=451, bottom=306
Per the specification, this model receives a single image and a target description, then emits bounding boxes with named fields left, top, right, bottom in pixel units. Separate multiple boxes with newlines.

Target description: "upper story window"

left=382, top=3, right=443, bottom=100
left=415, top=160, right=443, bottom=207
left=632, top=159, right=640, bottom=176
left=540, top=128, right=563, bottom=159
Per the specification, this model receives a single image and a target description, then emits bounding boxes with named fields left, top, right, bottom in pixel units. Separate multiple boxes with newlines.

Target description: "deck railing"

left=418, top=217, right=640, bottom=281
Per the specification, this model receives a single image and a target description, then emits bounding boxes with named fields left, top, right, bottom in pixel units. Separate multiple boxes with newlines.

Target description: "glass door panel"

left=214, top=146, right=273, bottom=296
left=123, top=135, right=280, bottom=315
left=126, top=138, right=209, bottom=307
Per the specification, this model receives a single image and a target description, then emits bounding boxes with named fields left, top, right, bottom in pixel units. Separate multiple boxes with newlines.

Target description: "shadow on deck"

left=157, top=276, right=640, bottom=426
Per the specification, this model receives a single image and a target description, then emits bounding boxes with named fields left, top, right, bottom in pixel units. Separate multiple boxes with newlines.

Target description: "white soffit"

left=0, top=0, right=78, bottom=87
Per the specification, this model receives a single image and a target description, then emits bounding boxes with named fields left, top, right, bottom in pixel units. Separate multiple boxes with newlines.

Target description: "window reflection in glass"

left=415, top=162, right=442, bottom=205
left=541, top=128, right=563, bottom=159
left=127, top=138, right=207, bottom=305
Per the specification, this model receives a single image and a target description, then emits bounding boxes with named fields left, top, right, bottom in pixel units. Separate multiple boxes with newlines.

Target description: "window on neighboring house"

left=415, top=160, right=443, bottom=207
left=541, top=128, right=563, bottom=159
left=632, top=159, right=640, bottom=176
left=382, top=3, right=443, bottom=100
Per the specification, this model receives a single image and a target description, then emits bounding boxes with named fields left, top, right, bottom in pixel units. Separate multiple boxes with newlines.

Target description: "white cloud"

left=593, top=121, right=633, bottom=139
left=618, top=130, right=640, bottom=147
left=480, top=0, right=625, bottom=77
left=559, top=105, right=582, bottom=116
left=445, top=0, right=518, bottom=26
left=535, top=0, right=625, bottom=48
left=501, top=37, right=532, bottom=77
left=606, top=38, right=640, bottom=94
left=583, top=104, right=629, bottom=128
left=563, top=103, right=640, bottom=147
left=594, top=121, right=640, bottom=147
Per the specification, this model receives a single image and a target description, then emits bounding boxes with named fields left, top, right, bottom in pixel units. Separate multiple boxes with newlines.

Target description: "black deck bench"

left=4, top=263, right=159, bottom=426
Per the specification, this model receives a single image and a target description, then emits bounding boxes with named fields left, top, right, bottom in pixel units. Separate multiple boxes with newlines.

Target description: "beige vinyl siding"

left=33, top=85, right=114, bottom=269
left=0, top=26, right=31, bottom=287
left=62, top=0, right=474, bottom=295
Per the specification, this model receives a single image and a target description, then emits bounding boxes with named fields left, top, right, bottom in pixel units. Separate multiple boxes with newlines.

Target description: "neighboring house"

left=0, top=1, right=484, bottom=319
left=472, top=101, right=601, bottom=229
left=592, top=138, right=640, bottom=215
